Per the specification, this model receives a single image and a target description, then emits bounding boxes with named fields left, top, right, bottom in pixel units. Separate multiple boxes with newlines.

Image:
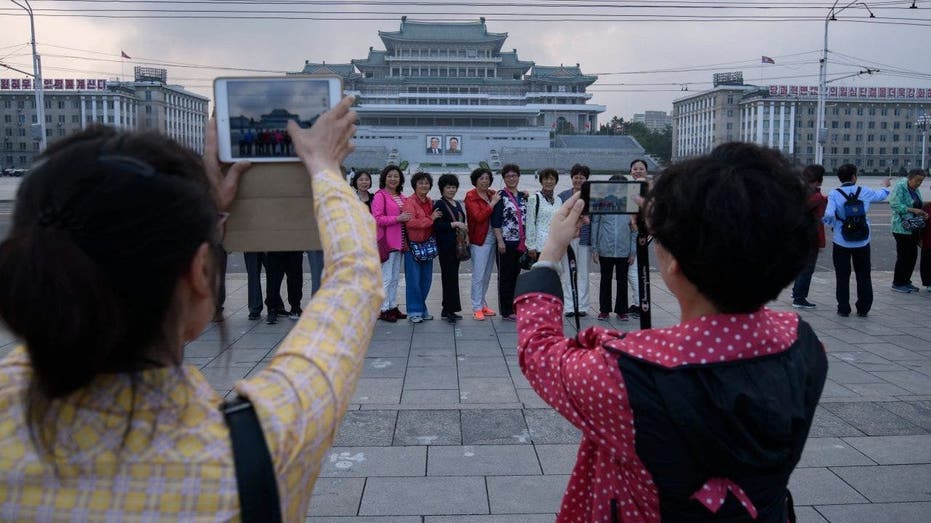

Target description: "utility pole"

left=918, top=112, right=929, bottom=170
left=816, top=1, right=874, bottom=166
left=12, top=0, right=46, bottom=152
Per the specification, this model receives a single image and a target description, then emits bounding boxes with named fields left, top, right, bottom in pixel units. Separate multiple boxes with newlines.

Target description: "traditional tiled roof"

left=298, top=62, right=356, bottom=77
left=352, top=50, right=388, bottom=69
left=499, top=51, right=534, bottom=73
left=379, top=18, right=507, bottom=48
left=530, top=64, right=597, bottom=84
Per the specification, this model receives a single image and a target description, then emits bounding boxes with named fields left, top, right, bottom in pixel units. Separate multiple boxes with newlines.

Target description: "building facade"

left=633, top=110, right=672, bottom=131
left=0, top=68, right=208, bottom=169
left=673, top=75, right=931, bottom=172
left=295, top=17, right=606, bottom=170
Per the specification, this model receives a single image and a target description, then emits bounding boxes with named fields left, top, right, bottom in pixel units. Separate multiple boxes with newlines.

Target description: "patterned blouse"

left=0, top=168, right=385, bottom=522
left=491, top=188, right=528, bottom=246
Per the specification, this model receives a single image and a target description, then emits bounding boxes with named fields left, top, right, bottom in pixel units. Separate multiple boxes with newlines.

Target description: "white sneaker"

left=409, top=316, right=423, bottom=323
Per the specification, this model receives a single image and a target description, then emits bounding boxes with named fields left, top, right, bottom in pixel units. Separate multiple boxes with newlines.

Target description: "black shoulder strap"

left=222, top=397, right=282, bottom=523
left=534, top=192, right=541, bottom=227
left=853, top=187, right=862, bottom=200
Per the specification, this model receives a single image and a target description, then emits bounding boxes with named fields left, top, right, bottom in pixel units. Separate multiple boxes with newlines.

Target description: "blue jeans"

left=306, top=249, right=324, bottom=296
left=404, top=251, right=433, bottom=317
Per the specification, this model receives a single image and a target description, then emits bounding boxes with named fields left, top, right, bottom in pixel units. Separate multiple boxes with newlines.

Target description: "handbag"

left=442, top=199, right=471, bottom=261
left=377, top=234, right=391, bottom=263
left=902, top=213, right=927, bottom=232
left=410, top=236, right=438, bottom=262
left=455, top=229, right=471, bottom=261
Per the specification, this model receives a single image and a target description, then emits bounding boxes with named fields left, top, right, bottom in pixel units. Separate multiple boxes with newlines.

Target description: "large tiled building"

left=672, top=73, right=931, bottom=172
left=0, top=67, right=208, bottom=169
left=296, top=17, right=615, bottom=171
left=633, top=110, right=672, bottom=132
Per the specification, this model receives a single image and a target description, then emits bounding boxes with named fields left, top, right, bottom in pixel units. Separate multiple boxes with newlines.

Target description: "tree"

left=624, top=122, right=672, bottom=164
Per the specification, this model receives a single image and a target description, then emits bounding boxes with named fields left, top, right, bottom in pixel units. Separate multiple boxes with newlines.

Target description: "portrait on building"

left=426, top=136, right=442, bottom=154
left=446, top=135, right=462, bottom=154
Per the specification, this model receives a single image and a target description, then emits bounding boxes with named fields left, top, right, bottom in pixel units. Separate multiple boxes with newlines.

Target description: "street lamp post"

left=918, top=113, right=929, bottom=170
left=12, top=0, right=46, bottom=152
left=816, top=1, right=874, bottom=166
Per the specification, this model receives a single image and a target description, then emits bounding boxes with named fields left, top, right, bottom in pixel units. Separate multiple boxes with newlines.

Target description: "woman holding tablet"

left=0, top=96, right=384, bottom=520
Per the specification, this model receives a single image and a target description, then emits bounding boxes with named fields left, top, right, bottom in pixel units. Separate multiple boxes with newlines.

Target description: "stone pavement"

left=1, top=268, right=930, bottom=522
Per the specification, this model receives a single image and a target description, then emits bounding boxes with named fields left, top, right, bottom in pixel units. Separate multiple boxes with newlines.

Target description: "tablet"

left=581, top=180, right=648, bottom=215
left=214, top=76, right=343, bottom=163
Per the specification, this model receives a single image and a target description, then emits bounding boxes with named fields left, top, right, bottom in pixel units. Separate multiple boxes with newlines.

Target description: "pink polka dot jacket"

left=514, top=268, right=828, bottom=523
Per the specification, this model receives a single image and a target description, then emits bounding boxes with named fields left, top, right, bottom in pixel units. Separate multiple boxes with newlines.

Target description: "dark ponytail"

left=0, top=226, right=122, bottom=398
left=0, top=126, right=218, bottom=456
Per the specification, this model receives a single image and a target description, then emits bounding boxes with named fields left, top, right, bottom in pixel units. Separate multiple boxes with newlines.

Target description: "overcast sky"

left=0, top=1, right=928, bottom=121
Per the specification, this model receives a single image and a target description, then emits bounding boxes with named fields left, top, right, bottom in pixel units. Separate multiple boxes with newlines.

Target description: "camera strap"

left=566, top=245, right=581, bottom=334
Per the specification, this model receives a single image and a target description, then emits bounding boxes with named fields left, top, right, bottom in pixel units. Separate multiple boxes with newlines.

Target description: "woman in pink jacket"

left=372, top=165, right=411, bottom=322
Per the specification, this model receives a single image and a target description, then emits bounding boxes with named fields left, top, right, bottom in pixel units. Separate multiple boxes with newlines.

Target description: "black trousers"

left=438, top=247, right=462, bottom=315
left=892, top=232, right=920, bottom=286
left=598, top=256, right=630, bottom=314
left=265, top=251, right=303, bottom=312
left=832, top=243, right=872, bottom=315
left=243, top=252, right=266, bottom=315
left=497, top=245, right=522, bottom=317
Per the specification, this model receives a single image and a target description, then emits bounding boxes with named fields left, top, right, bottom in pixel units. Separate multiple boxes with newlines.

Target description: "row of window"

left=394, top=48, right=489, bottom=59
left=390, top=67, right=497, bottom=78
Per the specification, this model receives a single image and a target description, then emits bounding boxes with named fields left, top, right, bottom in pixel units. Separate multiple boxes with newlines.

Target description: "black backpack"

left=835, top=187, right=869, bottom=242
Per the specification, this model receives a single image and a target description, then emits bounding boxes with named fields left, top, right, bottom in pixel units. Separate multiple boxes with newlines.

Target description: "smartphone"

left=580, top=180, right=648, bottom=215
left=214, top=76, right=343, bottom=163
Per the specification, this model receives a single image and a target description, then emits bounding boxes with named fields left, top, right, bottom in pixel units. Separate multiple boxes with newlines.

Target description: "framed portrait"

left=426, top=135, right=442, bottom=154
left=446, top=135, right=462, bottom=154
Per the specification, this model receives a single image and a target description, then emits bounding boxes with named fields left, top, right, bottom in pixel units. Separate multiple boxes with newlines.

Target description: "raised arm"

left=235, top=96, right=384, bottom=514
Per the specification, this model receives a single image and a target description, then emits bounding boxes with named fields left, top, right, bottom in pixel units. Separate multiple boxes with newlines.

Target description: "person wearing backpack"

left=823, top=163, right=891, bottom=317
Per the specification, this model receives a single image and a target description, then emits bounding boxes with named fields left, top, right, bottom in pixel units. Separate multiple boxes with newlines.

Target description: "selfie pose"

left=516, top=143, right=827, bottom=522
left=0, top=96, right=384, bottom=521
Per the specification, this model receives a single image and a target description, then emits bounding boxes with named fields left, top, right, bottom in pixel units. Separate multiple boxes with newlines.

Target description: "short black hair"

left=500, top=164, right=521, bottom=177
left=470, top=167, right=493, bottom=186
left=907, top=168, right=927, bottom=180
left=801, top=164, right=825, bottom=185
left=410, top=171, right=433, bottom=191
left=379, top=165, right=404, bottom=191
left=630, top=159, right=649, bottom=172
left=350, top=170, right=372, bottom=189
left=837, top=163, right=858, bottom=183
left=538, top=168, right=559, bottom=183
left=437, top=173, right=459, bottom=191
left=570, top=164, right=590, bottom=179
left=644, top=142, right=814, bottom=313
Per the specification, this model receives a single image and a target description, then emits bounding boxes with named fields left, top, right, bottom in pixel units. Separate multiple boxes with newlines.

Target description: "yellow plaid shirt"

left=0, top=168, right=384, bottom=522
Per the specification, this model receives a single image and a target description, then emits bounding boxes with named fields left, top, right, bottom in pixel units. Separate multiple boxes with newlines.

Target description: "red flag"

left=761, top=56, right=775, bottom=64
left=121, top=50, right=131, bottom=59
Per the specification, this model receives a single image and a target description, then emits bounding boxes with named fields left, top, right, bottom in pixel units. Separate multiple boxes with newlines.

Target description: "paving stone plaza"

left=3, top=267, right=924, bottom=522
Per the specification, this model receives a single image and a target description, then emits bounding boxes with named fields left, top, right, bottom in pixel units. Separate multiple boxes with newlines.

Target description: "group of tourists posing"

left=357, top=159, right=651, bottom=324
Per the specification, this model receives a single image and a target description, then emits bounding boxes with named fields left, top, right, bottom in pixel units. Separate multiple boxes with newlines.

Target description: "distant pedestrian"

left=823, top=163, right=891, bottom=317
left=889, top=169, right=928, bottom=293
left=464, top=167, right=501, bottom=320
left=791, top=164, right=829, bottom=309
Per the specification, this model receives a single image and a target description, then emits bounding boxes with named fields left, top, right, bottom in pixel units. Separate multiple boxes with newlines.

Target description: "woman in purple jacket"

left=372, top=165, right=411, bottom=322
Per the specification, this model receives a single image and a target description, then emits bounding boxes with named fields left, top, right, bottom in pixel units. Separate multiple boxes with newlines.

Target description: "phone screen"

left=581, top=180, right=647, bottom=215
left=217, top=77, right=339, bottom=162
